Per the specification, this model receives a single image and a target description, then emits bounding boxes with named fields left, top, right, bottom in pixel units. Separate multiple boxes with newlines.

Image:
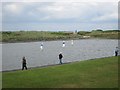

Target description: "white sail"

left=62, top=41, right=65, bottom=47
left=71, top=40, right=74, bottom=45
left=40, top=43, right=43, bottom=50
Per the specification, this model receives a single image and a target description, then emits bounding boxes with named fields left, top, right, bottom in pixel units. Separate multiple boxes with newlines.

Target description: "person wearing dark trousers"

left=115, top=47, right=119, bottom=56
left=22, top=56, right=27, bottom=70
left=59, top=52, right=63, bottom=64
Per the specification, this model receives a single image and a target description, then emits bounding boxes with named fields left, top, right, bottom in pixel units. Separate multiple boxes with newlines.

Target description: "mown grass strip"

left=2, top=56, right=119, bottom=88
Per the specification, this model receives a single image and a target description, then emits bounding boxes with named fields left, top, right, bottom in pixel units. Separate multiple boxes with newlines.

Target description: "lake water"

left=2, top=39, right=119, bottom=71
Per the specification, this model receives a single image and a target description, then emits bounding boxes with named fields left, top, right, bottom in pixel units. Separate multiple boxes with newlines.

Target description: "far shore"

left=1, top=38, right=119, bottom=44
left=1, top=30, right=120, bottom=43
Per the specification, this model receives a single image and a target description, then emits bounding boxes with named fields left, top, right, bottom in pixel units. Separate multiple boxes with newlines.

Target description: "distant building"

left=74, top=30, right=78, bottom=34
left=83, top=36, right=91, bottom=38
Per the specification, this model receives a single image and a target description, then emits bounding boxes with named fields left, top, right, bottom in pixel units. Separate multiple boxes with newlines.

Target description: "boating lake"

left=2, top=39, right=119, bottom=71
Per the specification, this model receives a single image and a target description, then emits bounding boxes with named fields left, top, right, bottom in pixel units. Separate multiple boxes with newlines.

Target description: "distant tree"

left=96, top=29, right=103, bottom=31
left=104, top=30, right=120, bottom=32
left=92, top=29, right=103, bottom=32
left=77, top=31, right=90, bottom=35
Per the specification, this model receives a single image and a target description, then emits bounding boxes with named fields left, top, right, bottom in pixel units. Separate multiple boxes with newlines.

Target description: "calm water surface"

left=2, top=39, right=119, bottom=71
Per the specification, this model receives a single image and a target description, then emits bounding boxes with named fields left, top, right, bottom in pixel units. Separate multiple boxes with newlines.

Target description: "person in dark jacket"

left=22, top=56, right=27, bottom=70
left=59, top=52, right=63, bottom=64
left=115, top=47, right=119, bottom=56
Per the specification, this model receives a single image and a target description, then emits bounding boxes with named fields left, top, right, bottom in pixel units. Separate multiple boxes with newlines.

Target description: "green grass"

left=2, top=56, right=119, bottom=88
left=0, top=73, right=2, bottom=89
left=78, top=30, right=120, bottom=39
left=1, top=30, right=120, bottom=43
left=1, top=31, right=81, bottom=43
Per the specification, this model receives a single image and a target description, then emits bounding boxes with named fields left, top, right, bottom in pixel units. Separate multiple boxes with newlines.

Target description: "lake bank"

left=1, top=30, right=120, bottom=43
left=1, top=56, right=113, bottom=72
left=2, top=56, right=119, bottom=88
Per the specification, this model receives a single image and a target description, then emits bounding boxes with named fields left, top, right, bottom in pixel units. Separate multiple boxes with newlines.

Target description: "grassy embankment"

left=1, top=31, right=80, bottom=43
left=78, top=30, right=120, bottom=39
left=1, top=30, right=120, bottom=43
left=2, top=56, right=119, bottom=88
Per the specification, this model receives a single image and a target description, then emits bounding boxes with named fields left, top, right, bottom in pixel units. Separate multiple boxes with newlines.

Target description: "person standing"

left=59, top=52, right=63, bottom=64
left=22, top=56, right=27, bottom=70
left=115, top=47, right=119, bottom=56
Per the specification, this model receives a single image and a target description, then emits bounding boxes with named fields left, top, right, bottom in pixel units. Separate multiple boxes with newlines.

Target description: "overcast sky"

left=1, top=0, right=119, bottom=31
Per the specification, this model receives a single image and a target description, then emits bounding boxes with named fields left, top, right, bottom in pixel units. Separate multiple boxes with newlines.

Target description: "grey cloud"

left=2, top=2, right=118, bottom=31
left=3, top=2, right=118, bottom=23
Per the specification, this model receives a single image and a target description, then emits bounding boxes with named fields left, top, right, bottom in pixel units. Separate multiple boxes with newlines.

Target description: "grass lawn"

left=2, top=56, right=119, bottom=88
